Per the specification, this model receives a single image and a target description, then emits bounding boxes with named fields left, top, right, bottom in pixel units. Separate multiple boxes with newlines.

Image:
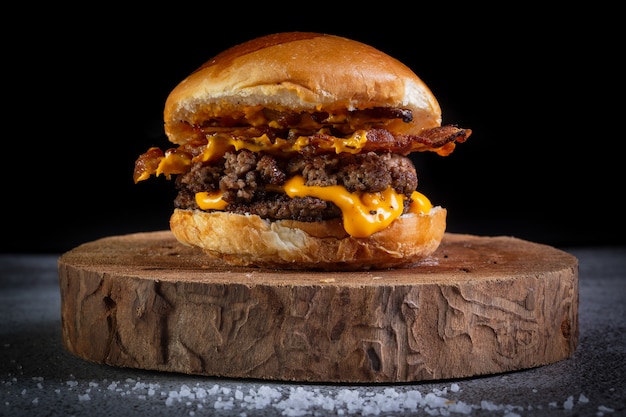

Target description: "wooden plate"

left=58, top=231, right=578, bottom=383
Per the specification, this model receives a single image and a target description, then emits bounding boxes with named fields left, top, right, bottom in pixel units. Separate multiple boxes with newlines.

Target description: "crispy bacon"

left=133, top=138, right=207, bottom=183
left=134, top=124, right=471, bottom=182
left=300, top=125, right=471, bottom=156
left=195, top=124, right=471, bottom=156
left=362, top=126, right=472, bottom=156
left=133, top=147, right=164, bottom=183
left=213, top=107, right=414, bottom=130
left=355, top=107, right=413, bottom=122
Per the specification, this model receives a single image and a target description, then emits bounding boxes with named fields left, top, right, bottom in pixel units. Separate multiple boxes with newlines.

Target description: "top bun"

left=164, top=32, right=442, bottom=145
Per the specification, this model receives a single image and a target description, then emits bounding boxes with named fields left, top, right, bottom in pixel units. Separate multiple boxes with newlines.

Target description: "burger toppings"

left=134, top=107, right=470, bottom=237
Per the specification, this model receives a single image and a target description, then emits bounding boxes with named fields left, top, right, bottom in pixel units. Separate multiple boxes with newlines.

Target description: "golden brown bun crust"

left=170, top=207, right=447, bottom=271
left=164, top=32, right=441, bottom=144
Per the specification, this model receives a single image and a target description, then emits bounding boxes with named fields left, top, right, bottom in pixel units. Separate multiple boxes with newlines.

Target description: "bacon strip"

left=361, top=126, right=472, bottom=155
left=134, top=125, right=472, bottom=182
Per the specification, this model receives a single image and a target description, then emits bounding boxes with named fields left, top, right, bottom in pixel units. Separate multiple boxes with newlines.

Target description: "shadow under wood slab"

left=57, top=231, right=578, bottom=383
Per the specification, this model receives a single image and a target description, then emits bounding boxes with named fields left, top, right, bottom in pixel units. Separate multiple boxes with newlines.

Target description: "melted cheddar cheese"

left=283, top=176, right=404, bottom=237
left=152, top=130, right=368, bottom=173
left=199, top=130, right=368, bottom=162
left=148, top=132, right=434, bottom=238
left=196, top=191, right=229, bottom=210
left=409, top=190, right=433, bottom=214
left=154, top=149, right=191, bottom=179
left=195, top=176, right=432, bottom=238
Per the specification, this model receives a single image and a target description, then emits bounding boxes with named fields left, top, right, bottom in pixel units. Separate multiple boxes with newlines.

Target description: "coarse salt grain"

left=598, top=404, right=615, bottom=412
left=214, top=397, right=234, bottom=410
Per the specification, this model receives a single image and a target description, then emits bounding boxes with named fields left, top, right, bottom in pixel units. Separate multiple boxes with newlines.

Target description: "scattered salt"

left=424, top=391, right=449, bottom=408
left=480, top=400, right=502, bottom=411
left=234, top=389, right=243, bottom=400
left=214, top=396, right=234, bottom=410
left=193, top=387, right=206, bottom=399
left=448, top=400, right=473, bottom=414
left=179, top=384, right=193, bottom=398
left=598, top=404, right=615, bottom=412
left=0, top=372, right=613, bottom=416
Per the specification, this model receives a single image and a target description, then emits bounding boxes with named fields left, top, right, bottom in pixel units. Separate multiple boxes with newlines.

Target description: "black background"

left=5, top=7, right=623, bottom=253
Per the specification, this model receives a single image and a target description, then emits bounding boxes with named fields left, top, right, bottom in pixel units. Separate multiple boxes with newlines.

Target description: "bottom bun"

left=169, top=207, right=447, bottom=270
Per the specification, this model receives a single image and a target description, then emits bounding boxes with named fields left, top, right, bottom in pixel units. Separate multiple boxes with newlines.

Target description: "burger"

left=133, top=32, right=471, bottom=270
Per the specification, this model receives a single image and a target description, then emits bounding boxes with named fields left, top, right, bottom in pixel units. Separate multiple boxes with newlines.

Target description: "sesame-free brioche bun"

left=164, top=32, right=442, bottom=145
left=170, top=207, right=447, bottom=271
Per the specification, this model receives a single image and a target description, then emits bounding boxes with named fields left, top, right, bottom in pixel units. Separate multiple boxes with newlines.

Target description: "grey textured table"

left=1, top=245, right=625, bottom=417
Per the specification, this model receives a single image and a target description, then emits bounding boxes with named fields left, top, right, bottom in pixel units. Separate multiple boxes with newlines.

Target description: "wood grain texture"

left=57, top=231, right=578, bottom=383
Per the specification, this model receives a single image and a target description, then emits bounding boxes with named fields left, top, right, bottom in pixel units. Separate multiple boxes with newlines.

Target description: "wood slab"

left=58, top=231, right=579, bottom=383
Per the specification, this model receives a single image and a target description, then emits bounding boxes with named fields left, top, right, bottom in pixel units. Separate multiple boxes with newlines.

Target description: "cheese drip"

left=195, top=176, right=433, bottom=238
left=283, top=176, right=404, bottom=237
left=200, top=130, right=368, bottom=162
left=196, top=191, right=228, bottom=210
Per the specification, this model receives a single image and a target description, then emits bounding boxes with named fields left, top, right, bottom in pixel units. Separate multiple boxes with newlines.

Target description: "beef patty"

left=174, top=149, right=418, bottom=222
